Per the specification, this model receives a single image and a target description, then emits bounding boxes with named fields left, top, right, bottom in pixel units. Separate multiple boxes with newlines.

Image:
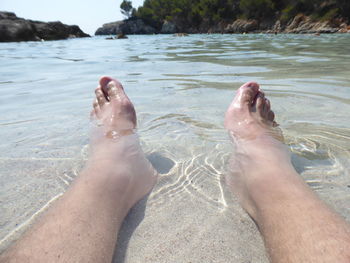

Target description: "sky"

left=1, top=0, right=144, bottom=35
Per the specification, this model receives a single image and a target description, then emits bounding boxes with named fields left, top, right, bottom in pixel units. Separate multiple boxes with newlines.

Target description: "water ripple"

left=1, top=34, right=350, bottom=252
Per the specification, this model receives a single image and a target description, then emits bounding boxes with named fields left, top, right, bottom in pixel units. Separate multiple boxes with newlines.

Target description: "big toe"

left=232, top=81, right=260, bottom=109
left=99, top=76, right=113, bottom=89
left=99, top=76, right=125, bottom=101
left=100, top=76, right=137, bottom=128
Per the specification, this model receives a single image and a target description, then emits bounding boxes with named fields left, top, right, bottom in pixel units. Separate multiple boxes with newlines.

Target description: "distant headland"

left=96, top=0, right=350, bottom=35
left=0, top=12, right=90, bottom=42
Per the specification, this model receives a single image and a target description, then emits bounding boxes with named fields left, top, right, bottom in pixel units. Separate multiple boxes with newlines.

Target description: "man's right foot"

left=88, top=76, right=157, bottom=211
left=224, top=82, right=295, bottom=218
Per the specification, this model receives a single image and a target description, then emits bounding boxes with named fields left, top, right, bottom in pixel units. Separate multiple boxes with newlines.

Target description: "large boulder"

left=161, top=21, right=177, bottom=34
left=95, top=19, right=156, bottom=35
left=0, top=11, right=90, bottom=42
left=225, top=19, right=258, bottom=33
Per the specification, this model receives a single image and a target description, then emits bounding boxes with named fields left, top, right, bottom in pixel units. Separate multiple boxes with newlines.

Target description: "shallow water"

left=0, top=34, right=350, bottom=261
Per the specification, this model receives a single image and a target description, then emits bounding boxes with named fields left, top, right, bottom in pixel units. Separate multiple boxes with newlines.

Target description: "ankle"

left=247, top=168, right=312, bottom=220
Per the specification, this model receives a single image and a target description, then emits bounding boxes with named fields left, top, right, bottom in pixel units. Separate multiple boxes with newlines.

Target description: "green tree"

left=120, top=0, right=133, bottom=18
left=239, top=0, right=276, bottom=19
left=133, top=0, right=348, bottom=31
left=336, top=0, right=350, bottom=19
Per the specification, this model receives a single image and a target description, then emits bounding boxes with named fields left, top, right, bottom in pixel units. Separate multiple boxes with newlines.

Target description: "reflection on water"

left=0, top=34, right=350, bottom=259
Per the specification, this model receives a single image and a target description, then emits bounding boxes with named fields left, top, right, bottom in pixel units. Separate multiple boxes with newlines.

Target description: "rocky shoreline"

left=0, top=12, right=90, bottom=42
left=95, top=15, right=350, bottom=36
left=1, top=10, right=348, bottom=43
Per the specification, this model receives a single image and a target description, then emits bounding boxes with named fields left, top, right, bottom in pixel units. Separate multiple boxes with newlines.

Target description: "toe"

left=255, top=92, right=265, bottom=115
left=99, top=76, right=113, bottom=97
left=99, top=76, right=113, bottom=88
left=268, top=110, right=275, bottom=122
left=259, top=98, right=270, bottom=119
left=107, top=81, right=123, bottom=101
left=90, top=109, right=95, bottom=119
left=259, top=90, right=265, bottom=98
left=93, top=99, right=99, bottom=109
left=265, top=99, right=271, bottom=113
left=235, top=81, right=260, bottom=109
left=93, top=99, right=100, bottom=116
left=95, top=87, right=107, bottom=107
left=99, top=76, right=126, bottom=101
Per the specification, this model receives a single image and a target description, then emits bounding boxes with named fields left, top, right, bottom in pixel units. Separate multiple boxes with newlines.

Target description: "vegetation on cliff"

left=120, top=0, right=350, bottom=31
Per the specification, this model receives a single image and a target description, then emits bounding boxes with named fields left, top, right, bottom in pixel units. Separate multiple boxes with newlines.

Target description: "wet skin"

left=224, top=81, right=350, bottom=263
left=89, top=76, right=157, bottom=212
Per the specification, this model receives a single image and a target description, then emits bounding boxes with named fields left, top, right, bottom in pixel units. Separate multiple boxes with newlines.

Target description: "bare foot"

left=224, top=82, right=292, bottom=218
left=224, top=82, right=279, bottom=141
left=89, top=76, right=157, bottom=210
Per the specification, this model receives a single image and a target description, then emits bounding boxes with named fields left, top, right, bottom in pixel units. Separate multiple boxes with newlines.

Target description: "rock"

left=96, top=21, right=124, bottom=35
left=95, top=19, right=156, bottom=35
left=339, top=23, right=349, bottom=31
left=273, top=20, right=282, bottom=32
left=95, top=13, right=349, bottom=35
left=310, top=21, right=338, bottom=33
left=225, top=19, right=258, bottom=33
left=0, top=11, right=17, bottom=20
left=161, top=21, right=177, bottom=34
left=0, top=16, right=37, bottom=42
left=126, top=19, right=156, bottom=34
left=105, top=34, right=128, bottom=40
left=336, top=23, right=350, bottom=33
left=33, top=21, right=90, bottom=41
left=0, top=11, right=89, bottom=42
left=285, top=14, right=338, bottom=33
left=117, top=33, right=128, bottom=39
left=173, top=33, right=188, bottom=37
left=285, top=14, right=306, bottom=32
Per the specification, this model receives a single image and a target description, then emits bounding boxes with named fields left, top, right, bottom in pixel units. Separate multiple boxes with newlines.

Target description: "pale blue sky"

left=0, top=0, right=144, bottom=35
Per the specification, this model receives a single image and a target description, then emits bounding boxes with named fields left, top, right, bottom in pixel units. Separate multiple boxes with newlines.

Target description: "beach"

left=0, top=34, right=349, bottom=262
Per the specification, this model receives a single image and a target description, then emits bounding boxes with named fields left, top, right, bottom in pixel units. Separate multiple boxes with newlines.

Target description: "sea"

left=0, top=34, right=349, bottom=262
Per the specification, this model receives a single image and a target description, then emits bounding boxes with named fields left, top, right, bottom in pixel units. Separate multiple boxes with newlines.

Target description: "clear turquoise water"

left=0, top=34, right=349, bottom=260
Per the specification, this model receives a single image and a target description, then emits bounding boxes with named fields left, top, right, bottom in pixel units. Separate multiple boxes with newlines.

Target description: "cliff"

left=97, top=0, right=350, bottom=35
left=95, top=15, right=350, bottom=35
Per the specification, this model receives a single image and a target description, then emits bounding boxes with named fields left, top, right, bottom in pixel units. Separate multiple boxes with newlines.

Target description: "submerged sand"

left=1, top=34, right=350, bottom=262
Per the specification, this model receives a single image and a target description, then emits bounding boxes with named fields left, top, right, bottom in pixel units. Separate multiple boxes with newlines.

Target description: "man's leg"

left=224, top=82, right=350, bottom=263
left=0, top=77, right=157, bottom=263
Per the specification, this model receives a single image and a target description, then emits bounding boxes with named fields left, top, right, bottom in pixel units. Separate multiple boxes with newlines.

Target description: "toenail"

left=107, top=82, right=120, bottom=97
left=107, top=82, right=116, bottom=90
left=247, top=82, right=259, bottom=88
left=109, top=89, right=119, bottom=98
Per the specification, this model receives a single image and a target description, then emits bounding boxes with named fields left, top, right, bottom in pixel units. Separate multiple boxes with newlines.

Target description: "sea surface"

left=0, top=34, right=349, bottom=261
